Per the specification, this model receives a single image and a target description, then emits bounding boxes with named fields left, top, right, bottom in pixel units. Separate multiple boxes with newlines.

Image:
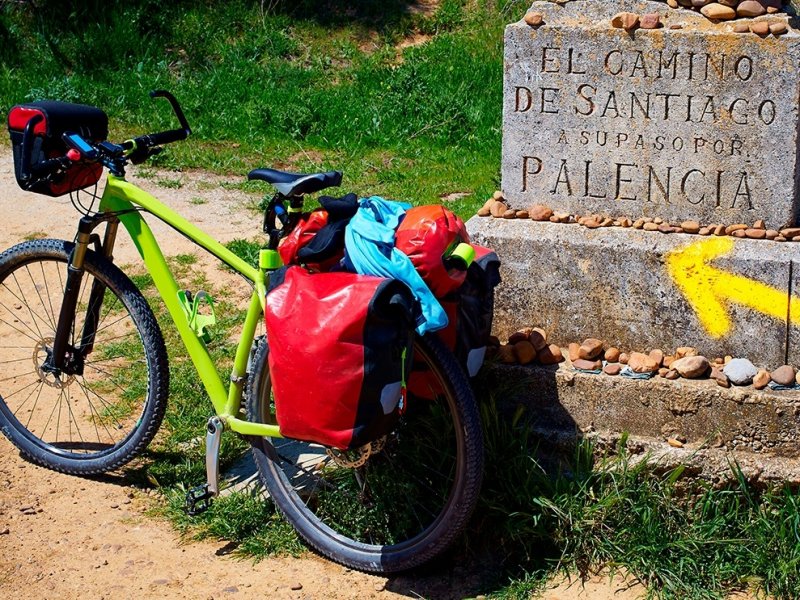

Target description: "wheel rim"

left=255, top=340, right=466, bottom=550
left=0, top=255, right=150, bottom=459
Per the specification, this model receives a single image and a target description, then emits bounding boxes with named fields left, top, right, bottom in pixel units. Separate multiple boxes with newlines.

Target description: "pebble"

left=628, top=351, right=659, bottom=374
left=489, top=201, right=507, bottom=218
left=713, top=224, right=726, bottom=236
left=780, top=227, right=800, bottom=239
left=640, top=13, right=661, bottom=29
left=649, top=349, right=664, bottom=367
left=675, top=346, right=697, bottom=359
left=0, top=527, right=9, bottom=535
left=513, top=341, right=537, bottom=365
left=497, top=345, right=516, bottom=364
left=753, top=219, right=766, bottom=230
left=665, top=369, right=680, bottom=380
left=573, top=358, right=602, bottom=371
left=516, top=210, right=529, bottom=219
left=667, top=438, right=684, bottom=448
left=477, top=207, right=491, bottom=217
left=538, top=344, right=564, bottom=365
left=529, top=204, right=554, bottom=222
left=663, top=355, right=675, bottom=367
left=658, top=367, right=669, bottom=378
left=733, top=22, right=750, bottom=33
left=290, top=583, right=303, bottom=591
left=619, top=352, right=629, bottom=365
left=643, top=222, right=659, bottom=231
left=732, top=229, right=747, bottom=238
left=796, top=371, right=800, bottom=385
left=633, top=219, right=644, bottom=229
left=524, top=11, right=544, bottom=27
left=529, top=328, right=548, bottom=351
left=681, top=220, right=701, bottom=234
left=711, top=367, right=731, bottom=388
left=771, top=365, right=796, bottom=386
left=745, top=228, right=767, bottom=239
left=579, top=338, right=604, bottom=360
left=508, top=329, right=531, bottom=344
left=770, top=22, right=788, bottom=35
left=698, top=226, right=711, bottom=235
left=611, top=12, right=640, bottom=30
left=502, top=209, right=516, bottom=219
left=604, top=347, right=621, bottom=362
left=603, top=363, right=622, bottom=376
left=671, top=355, right=711, bottom=379
left=701, top=3, right=737, bottom=20
left=737, top=0, right=766, bottom=17
left=751, top=21, right=771, bottom=35
left=492, top=191, right=504, bottom=201
left=374, top=581, right=387, bottom=592
left=766, top=230, right=779, bottom=240
left=723, top=358, right=758, bottom=385
left=753, top=369, right=771, bottom=390
left=657, top=223, right=674, bottom=234
left=568, top=342, right=581, bottom=362
left=725, top=223, right=747, bottom=235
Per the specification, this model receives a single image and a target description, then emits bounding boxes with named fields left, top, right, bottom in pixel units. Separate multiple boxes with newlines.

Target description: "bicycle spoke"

left=10, top=272, right=50, bottom=338
left=40, top=260, right=59, bottom=329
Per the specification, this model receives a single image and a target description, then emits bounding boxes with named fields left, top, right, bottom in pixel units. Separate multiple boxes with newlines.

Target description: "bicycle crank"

left=185, top=416, right=224, bottom=516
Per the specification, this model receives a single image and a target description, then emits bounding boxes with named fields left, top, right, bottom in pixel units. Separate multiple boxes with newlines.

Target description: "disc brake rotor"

left=33, top=338, right=74, bottom=389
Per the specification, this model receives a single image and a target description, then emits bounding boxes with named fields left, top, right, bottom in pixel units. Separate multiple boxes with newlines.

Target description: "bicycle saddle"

left=248, top=168, right=343, bottom=197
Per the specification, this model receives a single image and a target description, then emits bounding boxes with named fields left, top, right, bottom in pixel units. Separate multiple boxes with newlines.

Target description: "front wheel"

left=247, top=333, right=484, bottom=574
left=0, top=239, right=169, bottom=475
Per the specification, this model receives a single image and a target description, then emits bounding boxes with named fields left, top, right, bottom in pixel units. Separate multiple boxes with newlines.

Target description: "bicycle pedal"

left=185, top=484, right=214, bottom=516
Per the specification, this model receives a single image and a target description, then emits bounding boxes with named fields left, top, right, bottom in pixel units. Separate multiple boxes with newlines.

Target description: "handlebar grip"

left=136, top=128, right=188, bottom=148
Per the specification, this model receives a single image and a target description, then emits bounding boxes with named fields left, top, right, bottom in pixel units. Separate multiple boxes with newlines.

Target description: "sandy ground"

left=0, top=149, right=653, bottom=599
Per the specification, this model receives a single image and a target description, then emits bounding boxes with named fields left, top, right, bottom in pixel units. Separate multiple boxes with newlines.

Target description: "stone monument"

left=468, top=0, right=800, bottom=367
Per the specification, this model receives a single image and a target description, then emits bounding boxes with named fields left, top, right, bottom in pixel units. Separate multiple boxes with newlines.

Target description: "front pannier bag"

left=8, top=100, right=108, bottom=196
left=264, top=266, right=415, bottom=450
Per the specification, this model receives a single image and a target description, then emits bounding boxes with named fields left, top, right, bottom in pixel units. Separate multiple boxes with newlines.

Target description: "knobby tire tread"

left=247, top=333, right=484, bottom=574
left=0, top=239, right=169, bottom=476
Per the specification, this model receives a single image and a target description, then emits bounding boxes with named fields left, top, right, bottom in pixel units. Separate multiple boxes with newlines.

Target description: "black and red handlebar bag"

left=265, top=266, right=415, bottom=450
left=7, top=100, right=108, bottom=196
left=395, top=205, right=471, bottom=299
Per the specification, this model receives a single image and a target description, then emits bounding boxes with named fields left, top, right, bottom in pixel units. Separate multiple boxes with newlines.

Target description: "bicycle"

left=0, top=91, right=484, bottom=573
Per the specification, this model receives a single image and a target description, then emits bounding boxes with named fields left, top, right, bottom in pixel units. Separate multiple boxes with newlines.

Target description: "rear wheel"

left=247, top=333, right=483, bottom=574
left=0, top=239, right=169, bottom=475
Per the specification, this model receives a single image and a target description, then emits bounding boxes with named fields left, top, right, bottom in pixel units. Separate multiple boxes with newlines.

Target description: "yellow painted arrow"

left=666, top=237, right=800, bottom=338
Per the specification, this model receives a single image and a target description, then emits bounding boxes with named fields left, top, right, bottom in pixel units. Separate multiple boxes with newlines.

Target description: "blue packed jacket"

left=343, top=196, right=448, bottom=335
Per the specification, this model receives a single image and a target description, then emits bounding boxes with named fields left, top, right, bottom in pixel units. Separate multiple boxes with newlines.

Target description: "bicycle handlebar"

left=122, top=90, right=192, bottom=159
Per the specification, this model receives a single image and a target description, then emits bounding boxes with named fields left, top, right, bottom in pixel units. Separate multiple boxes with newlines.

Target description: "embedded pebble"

left=723, top=358, right=758, bottom=385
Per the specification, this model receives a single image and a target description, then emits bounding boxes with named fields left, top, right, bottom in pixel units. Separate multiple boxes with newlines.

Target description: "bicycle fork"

left=46, top=216, right=118, bottom=378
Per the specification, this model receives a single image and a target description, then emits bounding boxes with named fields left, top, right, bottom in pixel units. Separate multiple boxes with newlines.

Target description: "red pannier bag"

left=7, top=100, right=108, bottom=196
left=265, top=266, right=415, bottom=450
left=395, top=205, right=471, bottom=298
left=407, top=244, right=500, bottom=399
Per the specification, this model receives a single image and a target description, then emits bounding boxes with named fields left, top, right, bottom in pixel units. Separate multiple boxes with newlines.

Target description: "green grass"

left=0, top=0, right=514, bottom=221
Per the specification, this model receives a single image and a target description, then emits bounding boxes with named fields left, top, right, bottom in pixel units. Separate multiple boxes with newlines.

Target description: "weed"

left=22, top=231, right=48, bottom=241
left=189, top=196, right=207, bottom=205
left=156, top=177, right=183, bottom=189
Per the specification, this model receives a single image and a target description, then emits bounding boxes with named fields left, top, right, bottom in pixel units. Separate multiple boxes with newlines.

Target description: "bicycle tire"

left=0, top=239, right=169, bottom=475
left=247, top=333, right=484, bottom=574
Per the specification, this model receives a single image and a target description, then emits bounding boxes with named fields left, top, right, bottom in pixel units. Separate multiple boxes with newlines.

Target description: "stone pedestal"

left=502, top=0, right=800, bottom=229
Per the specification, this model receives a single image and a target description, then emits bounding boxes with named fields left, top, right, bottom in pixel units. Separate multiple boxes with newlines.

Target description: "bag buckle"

left=177, top=290, right=217, bottom=343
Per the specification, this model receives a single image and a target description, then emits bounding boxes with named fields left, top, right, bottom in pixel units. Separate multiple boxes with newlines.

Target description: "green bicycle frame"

left=99, top=174, right=282, bottom=439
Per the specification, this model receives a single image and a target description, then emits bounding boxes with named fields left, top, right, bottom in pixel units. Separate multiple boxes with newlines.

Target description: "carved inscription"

left=501, top=16, right=800, bottom=226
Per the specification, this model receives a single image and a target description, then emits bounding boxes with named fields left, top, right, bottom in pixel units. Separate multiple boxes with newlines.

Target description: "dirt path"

left=0, top=150, right=649, bottom=599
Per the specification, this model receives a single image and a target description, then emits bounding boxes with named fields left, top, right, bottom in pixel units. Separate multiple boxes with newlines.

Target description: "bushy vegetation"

left=0, top=0, right=530, bottom=218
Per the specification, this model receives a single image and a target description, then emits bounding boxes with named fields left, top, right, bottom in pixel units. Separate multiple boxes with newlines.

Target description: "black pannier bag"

left=7, top=100, right=108, bottom=196
left=264, top=266, right=416, bottom=450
